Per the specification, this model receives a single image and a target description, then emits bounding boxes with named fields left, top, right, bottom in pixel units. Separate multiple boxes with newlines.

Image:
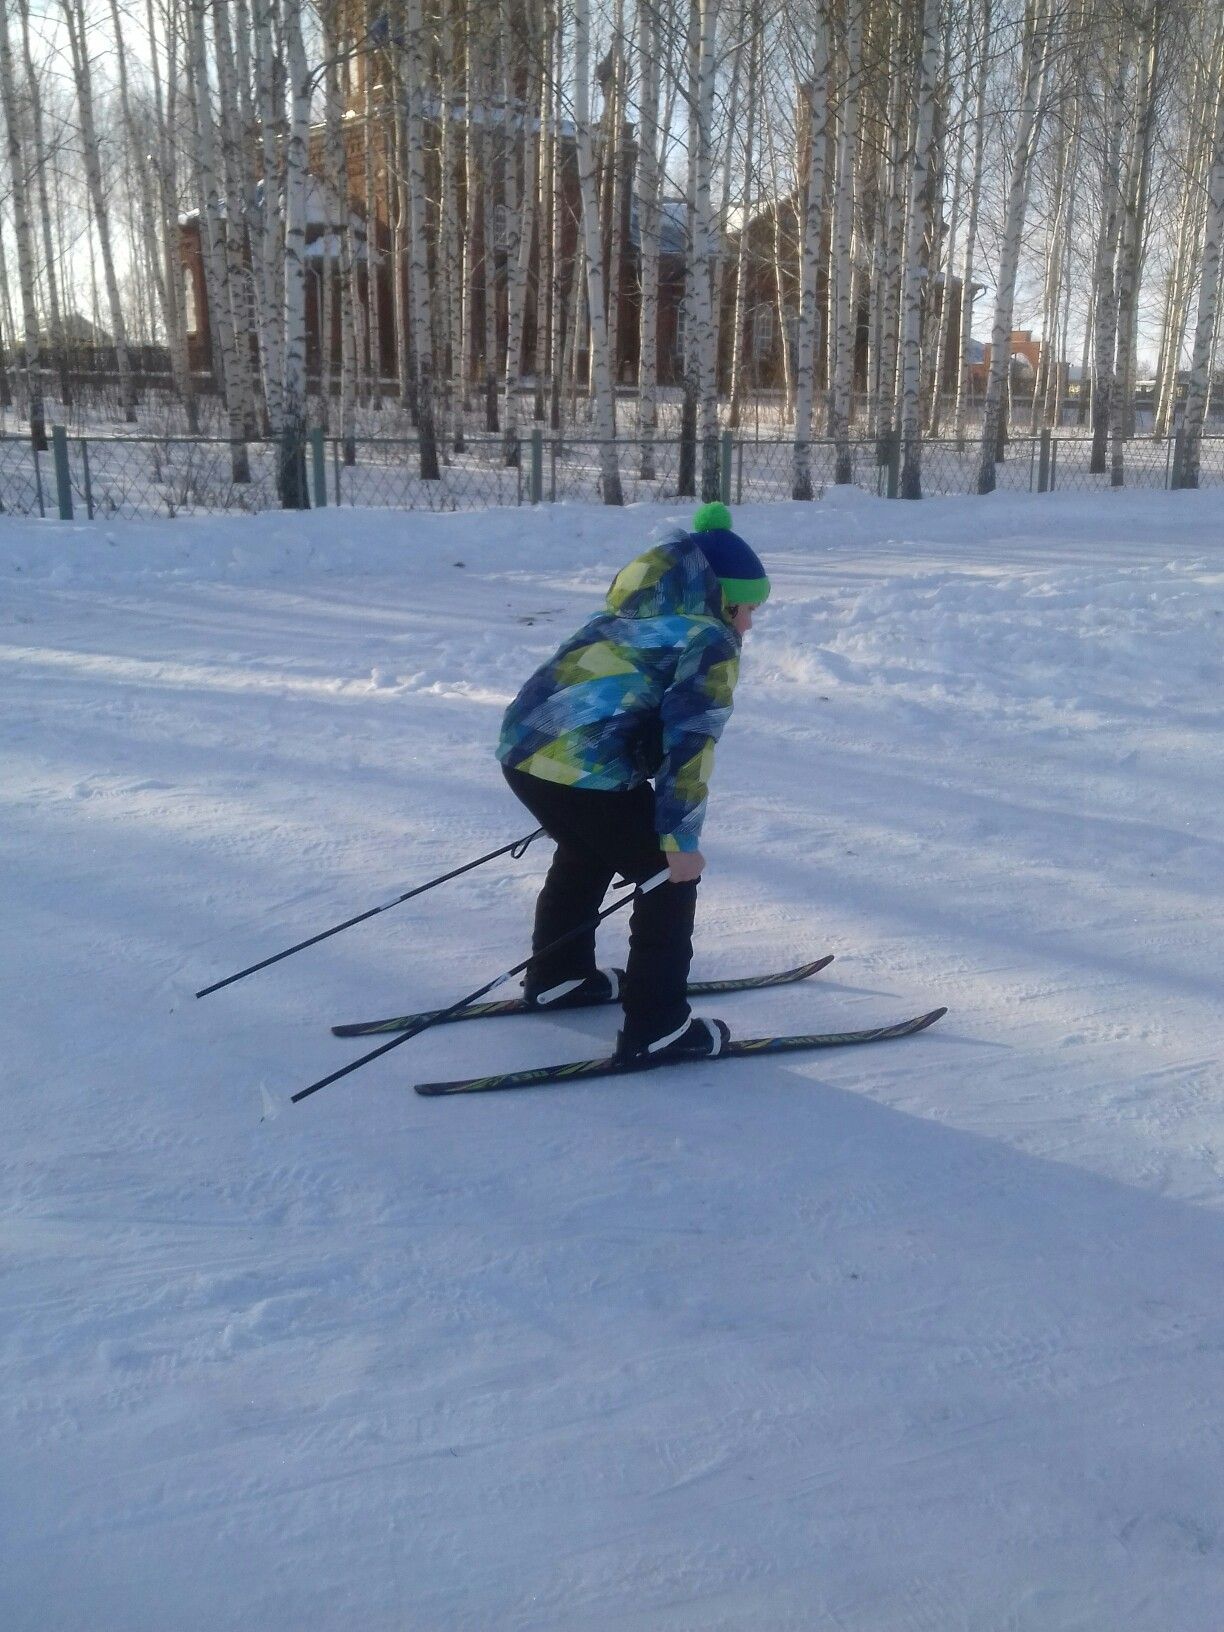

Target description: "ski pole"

left=290, top=869, right=669, bottom=1105
left=196, top=829, right=544, bottom=1000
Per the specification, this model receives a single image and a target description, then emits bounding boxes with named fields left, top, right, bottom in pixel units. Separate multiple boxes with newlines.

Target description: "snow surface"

left=2, top=489, right=1223, bottom=1630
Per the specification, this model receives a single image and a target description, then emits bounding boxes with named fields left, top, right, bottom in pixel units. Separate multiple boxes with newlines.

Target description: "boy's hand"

left=666, top=850, right=706, bottom=883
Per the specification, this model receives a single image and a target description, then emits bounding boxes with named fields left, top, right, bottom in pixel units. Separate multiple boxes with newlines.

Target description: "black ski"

left=332, top=956, right=834, bottom=1038
left=415, top=1007, right=947, bottom=1096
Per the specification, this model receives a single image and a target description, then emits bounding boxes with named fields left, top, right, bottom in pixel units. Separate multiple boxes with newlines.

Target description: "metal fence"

left=4, top=426, right=1224, bottom=521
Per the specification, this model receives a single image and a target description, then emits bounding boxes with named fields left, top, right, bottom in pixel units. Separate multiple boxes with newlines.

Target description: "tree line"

left=1, top=0, right=1223, bottom=503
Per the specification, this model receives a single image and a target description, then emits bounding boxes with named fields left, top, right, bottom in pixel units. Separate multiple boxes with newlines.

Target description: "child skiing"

left=497, top=502, right=770, bottom=1063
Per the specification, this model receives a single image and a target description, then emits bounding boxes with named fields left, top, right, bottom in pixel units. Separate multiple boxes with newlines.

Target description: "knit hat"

left=689, top=502, right=771, bottom=606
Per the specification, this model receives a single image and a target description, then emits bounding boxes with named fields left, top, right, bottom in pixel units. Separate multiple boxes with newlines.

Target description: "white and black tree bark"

left=898, top=0, right=940, bottom=499
left=573, top=0, right=622, bottom=502
left=792, top=6, right=831, bottom=499
left=0, top=0, right=45, bottom=449
left=976, top=0, right=1056, bottom=494
left=829, top=1, right=863, bottom=482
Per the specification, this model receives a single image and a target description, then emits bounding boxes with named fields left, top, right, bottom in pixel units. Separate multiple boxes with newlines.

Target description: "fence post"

left=51, top=425, right=73, bottom=520
left=886, top=429, right=901, bottom=499
left=79, top=437, right=94, bottom=519
left=1049, top=436, right=1058, bottom=492
left=720, top=429, right=733, bottom=505
left=531, top=427, right=543, bottom=503
left=309, top=428, right=327, bottom=507
left=1037, top=428, right=1052, bottom=494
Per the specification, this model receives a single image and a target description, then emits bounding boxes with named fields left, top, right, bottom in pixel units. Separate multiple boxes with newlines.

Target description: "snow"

left=2, top=488, right=1223, bottom=1630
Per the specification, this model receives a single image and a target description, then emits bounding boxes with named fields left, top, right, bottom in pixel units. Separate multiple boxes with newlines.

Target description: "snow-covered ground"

left=2, top=489, right=1222, bottom=1630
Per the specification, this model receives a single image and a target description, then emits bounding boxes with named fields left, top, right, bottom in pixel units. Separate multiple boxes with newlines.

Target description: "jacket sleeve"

left=654, top=624, right=741, bottom=852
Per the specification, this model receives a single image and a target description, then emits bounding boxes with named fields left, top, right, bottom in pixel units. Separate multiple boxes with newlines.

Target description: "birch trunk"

left=1111, top=5, right=1159, bottom=479
left=480, top=32, right=500, bottom=433
left=324, top=51, right=357, bottom=464
left=605, top=1, right=626, bottom=396
left=764, top=102, right=795, bottom=426
left=252, top=0, right=284, bottom=435
left=929, top=16, right=969, bottom=436
left=793, top=8, right=831, bottom=499
left=145, top=0, right=197, bottom=430
left=405, top=0, right=440, bottom=478
left=19, top=0, right=71, bottom=411
left=573, top=0, right=623, bottom=502
left=439, top=4, right=464, bottom=442
left=532, top=8, right=554, bottom=425
left=1089, top=30, right=1131, bottom=475
left=635, top=0, right=661, bottom=475
left=976, top=2, right=1055, bottom=494
left=61, top=0, right=137, bottom=422
left=212, top=0, right=261, bottom=437
left=953, top=0, right=992, bottom=445
left=0, top=1, right=45, bottom=448
left=829, top=3, right=864, bottom=481
left=693, top=0, right=721, bottom=500
left=728, top=5, right=761, bottom=431
left=187, top=0, right=251, bottom=480
left=876, top=15, right=912, bottom=460
left=363, top=2, right=384, bottom=407
left=279, top=0, right=310, bottom=506
left=898, top=0, right=940, bottom=498
left=1177, top=39, right=1224, bottom=486
left=501, top=2, right=539, bottom=466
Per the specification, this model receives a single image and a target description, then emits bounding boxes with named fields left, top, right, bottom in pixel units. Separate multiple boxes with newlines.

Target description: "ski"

left=414, top=1007, right=947, bottom=1096
left=332, top=956, right=835, bottom=1038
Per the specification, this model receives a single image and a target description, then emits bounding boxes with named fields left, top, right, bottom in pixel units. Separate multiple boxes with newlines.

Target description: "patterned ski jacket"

left=497, top=532, right=741, bottom=852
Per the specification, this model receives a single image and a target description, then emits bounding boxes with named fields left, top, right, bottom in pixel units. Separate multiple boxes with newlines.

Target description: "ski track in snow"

left=2, top=489, right=1223, bottom=1630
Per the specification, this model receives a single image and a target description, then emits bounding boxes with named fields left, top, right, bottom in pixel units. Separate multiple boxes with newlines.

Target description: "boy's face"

left=729, top=603, right=760, bottom=635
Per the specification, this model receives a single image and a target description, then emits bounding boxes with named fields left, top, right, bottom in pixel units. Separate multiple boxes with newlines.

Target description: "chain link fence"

left=4, top=427, right=1224, bottom=521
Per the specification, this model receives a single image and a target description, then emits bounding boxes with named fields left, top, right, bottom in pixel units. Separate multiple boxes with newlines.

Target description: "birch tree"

left=635, top=0, right=662, bottom=476
left=792, top=6, right=831, bottom=499
left=61, top=0, right=137, bottom=421
left=0, top=0, right=46, bottom=449
left=573, top=0, right=622, bottom=502
left=500, top=0, right=540, bottom=466
left=829, top=1, right=864, bottom=482
left=953, top=0, right=991, bottom=445
left=976, top=0, right=1057, bottom=494
left=279, top=0, right=310, bottom=505
left=403, top=0, right=440, bottom=476
left=1176, top=22, right=1224, bottom=487
left=693, top=0, right=722, bottom=500
left=898, top=0, right=941, bottom=499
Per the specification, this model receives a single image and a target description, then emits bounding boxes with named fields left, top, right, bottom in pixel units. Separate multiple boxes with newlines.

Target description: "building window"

left=493, top=203, right=509, bottom=253
left=752, top=303, right=775, bottom=360
left=184, top=269, right=198, bottom=334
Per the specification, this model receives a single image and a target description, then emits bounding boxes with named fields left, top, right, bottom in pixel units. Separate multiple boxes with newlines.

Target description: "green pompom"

left=691, top=501, right=732, bottom=534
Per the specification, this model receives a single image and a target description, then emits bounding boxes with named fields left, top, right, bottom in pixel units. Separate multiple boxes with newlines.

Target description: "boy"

left=497, top=502, right=769, bottom=1063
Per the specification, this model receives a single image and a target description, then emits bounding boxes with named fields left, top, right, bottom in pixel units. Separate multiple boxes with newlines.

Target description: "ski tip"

left=808, top=954, right=836, bottom=973
left=913, top=1006, right=948, bottom=1031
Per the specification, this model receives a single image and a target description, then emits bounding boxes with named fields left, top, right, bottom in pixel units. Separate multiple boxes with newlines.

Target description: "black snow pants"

left=502, top=765, right=697, bottom=1051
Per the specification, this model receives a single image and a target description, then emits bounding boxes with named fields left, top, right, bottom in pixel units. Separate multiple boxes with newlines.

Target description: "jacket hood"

left=605, top=533, right=726, bottom=622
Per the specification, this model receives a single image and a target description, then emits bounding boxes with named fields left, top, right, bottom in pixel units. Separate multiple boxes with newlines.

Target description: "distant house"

left=717, top=194, right=974, bottom=397
left=181, top=88, right=694, bottom=391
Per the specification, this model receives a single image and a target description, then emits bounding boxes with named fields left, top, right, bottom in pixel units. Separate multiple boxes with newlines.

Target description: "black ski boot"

left=524, top=968, right=623, bottom=1011
left=615, top=1016, right=730, bottom=1064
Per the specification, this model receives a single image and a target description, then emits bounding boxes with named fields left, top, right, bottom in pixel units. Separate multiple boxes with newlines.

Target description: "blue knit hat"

left=689, top=502, right=770, bottom=605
